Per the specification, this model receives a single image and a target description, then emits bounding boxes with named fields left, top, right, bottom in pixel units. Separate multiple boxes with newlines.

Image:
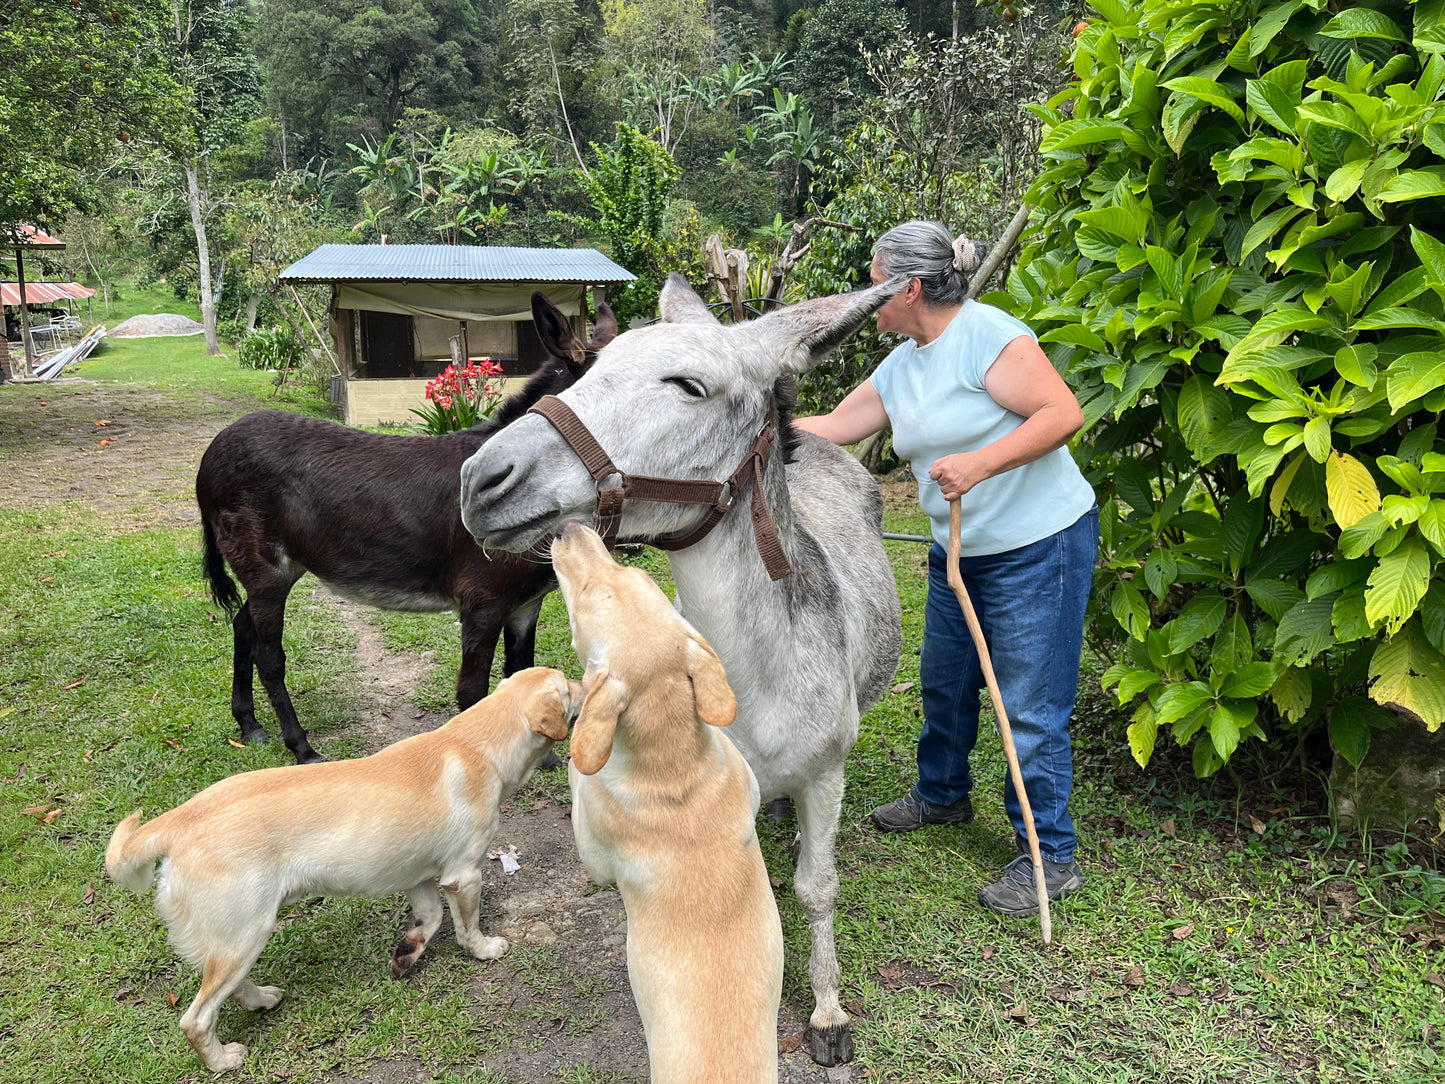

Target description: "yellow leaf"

left=227, top=739, right=246, bottom=749
left=1369, top=624, right=1445, bottom=731
left=1326, top=451, right=1381, bottom=529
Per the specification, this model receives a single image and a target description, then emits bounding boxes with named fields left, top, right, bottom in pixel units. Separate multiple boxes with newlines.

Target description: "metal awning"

left=279, top=244, right=636, bottom=285
left=1, top=282, right=97, bottom=306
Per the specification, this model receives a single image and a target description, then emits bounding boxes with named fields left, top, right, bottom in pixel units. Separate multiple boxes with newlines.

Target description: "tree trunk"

left=245, top=292, right=261, bottom=333
left=184, top=163, right=220, bottom=356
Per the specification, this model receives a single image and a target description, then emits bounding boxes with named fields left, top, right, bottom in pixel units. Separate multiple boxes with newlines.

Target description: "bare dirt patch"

left=0, top=378, right=243, bottom=531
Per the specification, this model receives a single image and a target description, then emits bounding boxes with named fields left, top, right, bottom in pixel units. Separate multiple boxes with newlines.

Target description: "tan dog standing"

left=105, top=667, right=580, bottom=1074
left=552, top=520, right=783, bottom=1084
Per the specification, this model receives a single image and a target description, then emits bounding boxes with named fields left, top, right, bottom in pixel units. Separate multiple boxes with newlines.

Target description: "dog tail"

left=105, top=810, right=171, bottom=894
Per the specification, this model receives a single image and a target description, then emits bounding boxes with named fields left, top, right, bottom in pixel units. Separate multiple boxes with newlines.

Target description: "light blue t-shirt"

left=870, top=300, right=1095, bottom=556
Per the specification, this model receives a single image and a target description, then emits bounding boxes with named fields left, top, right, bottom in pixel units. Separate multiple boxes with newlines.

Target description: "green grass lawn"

left=1, top=354, right=1442, bottom=1082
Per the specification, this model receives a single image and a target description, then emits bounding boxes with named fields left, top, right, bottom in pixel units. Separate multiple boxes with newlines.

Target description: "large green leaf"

left=1273, top=595, right=1339, bottom=666
left=1364, top=536, right=1432, bottom=634
left=1270, top=665, right=1313, bottom=722
left=1163, top=76, right=1245, bottom=124
left=1321, top=9, right=1407, bottom=42
left=1167, top=591, right=1227, bottom=654
left=1385, top=350, right=1445, bottom=410
left=1377, top=169, right=1445, bottom=203
left=1155, top=681, right=1214, bottom=726
left=1176, top=374, right=1234, bottom=461
left=1127, top=718, right=1158, bottom=767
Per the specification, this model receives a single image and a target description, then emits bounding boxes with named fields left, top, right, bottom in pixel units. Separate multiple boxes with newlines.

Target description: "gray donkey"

left=458, top=274, right=904, bottom=1066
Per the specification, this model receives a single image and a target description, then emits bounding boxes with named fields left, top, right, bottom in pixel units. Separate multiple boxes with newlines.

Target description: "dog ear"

left=528, top=673, right=572, bottom=742
left=571, top=670, right=625, bottom=775
left=686, top=637, right=736, bottom=727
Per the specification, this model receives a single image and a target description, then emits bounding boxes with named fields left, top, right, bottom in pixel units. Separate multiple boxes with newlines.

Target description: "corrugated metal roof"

left=1, top=282, right=96, bottom=305
left=5, top=224, right=65, bottom=248
left=279, top=244, right=636, bottom=285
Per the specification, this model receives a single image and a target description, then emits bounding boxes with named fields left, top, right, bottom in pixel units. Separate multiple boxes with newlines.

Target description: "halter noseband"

left=526, top=395, right=793, bottom=581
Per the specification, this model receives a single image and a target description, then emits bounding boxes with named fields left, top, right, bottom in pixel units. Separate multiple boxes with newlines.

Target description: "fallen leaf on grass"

left=167, top=991, right=179, bottom=1008
left=1098, top=988, right=1127, bottom=1000
left=981, top=945, right=998, bottom=960
left=1170, top=980, right=1194, bottom=997
left=0, top=707, right=12, bottom=719
left=890, top=681, right=915, bottom=693
left=82, top=749, right=93, bottom=763
left=1425, top=972, right=1445, bottom=990
left=876, top=963, right=903, bottom=989
left=113, top=985, right=134, bottom=1001
left=1123, top=963, right=1145, bottom=986
left=1047, top=986, right=1086, bottom=1003
left=1161, top=817, right=1176, bottom=839
left=3, top=763, right=25, bottom=783
left=1172, top=924, right=1196, bottom=941
left=43, top=808, right=63, bottom=824
left=1004, top=1002, right=1037, bottom=1026
left=227, top=739, right=246, bottom=749
left=777, top=1030, right=805, bottom=1054
left=38, top=576, right=52, bottom=584
left=62, top=678, right=87, bottom=690
left=82, top=883, right=94, bottom=905
left=164, top=739, right=181, bottom=749
left=95, top=420, right=110, bottom=427
left=22, top=805, right=53, bottom=818
left=1249, top=815, right=1267, bottom=835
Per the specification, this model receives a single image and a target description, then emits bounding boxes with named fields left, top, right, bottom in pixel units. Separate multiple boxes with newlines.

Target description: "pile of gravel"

left=109, top=314, right=206, bottom=338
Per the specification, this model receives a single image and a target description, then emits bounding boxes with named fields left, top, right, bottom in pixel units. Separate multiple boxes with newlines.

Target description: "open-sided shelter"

left=278, top=244, right=635, bottom=426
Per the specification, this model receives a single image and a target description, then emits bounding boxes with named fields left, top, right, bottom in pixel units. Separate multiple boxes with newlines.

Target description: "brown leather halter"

left=526, top=394, right=794, bottom=580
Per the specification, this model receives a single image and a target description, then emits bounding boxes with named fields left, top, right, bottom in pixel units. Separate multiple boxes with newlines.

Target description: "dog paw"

left=204, top=1041, right=248, bottom=1073
left=252, top=985, right=283, bottom=1011
left=465, top=936, right=509, bottom=961
left=806, top=1023, right=853, bottom=1066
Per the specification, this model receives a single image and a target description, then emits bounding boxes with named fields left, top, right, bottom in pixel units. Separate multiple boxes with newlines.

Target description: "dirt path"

left=0, top=379, right=856, bottom=1081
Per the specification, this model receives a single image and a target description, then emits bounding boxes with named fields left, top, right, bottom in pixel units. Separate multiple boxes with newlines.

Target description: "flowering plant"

left=411, top=358, right=504, bottom=434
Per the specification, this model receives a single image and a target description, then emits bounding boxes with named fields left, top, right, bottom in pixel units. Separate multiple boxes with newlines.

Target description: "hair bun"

left=952, top=236, right=986, bottom=274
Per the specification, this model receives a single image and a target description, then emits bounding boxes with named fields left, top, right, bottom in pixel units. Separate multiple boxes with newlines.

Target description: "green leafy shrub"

left=236, top=324, right=301, bottom=371
left=1010, top=0, right=1445, bottom=775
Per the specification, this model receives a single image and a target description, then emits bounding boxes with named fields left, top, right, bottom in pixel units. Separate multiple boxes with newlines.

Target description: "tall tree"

left=254, top=0, right=499, bottom=158
left=0, top=1, right=181, bottom=230
left=600, top=0, right=718, bottom=153
left=168, top=0, right=262, bottom=355
left=504, top=0, right=596, bottom=170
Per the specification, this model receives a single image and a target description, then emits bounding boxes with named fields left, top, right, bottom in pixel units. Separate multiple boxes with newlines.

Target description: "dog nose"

left=559, top=519, right=585, bottom=539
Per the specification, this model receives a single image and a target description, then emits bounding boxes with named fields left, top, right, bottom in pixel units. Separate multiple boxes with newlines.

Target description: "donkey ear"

left=686, top=637, right=736, bottom=727
left=532, top=291, right=586, bottom=365
left=746, top=277, right=907, bottom=375
left=659, top=272, right=721, bottom=326
left=571, top=671, right=626, bottom=775
left=527, top=672, right=573, bottom=742
left=590, top=301, right=618, bottom=349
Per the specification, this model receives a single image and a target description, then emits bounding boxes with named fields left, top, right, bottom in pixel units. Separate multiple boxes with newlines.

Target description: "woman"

left=794, top=220, right=1097, bottom=916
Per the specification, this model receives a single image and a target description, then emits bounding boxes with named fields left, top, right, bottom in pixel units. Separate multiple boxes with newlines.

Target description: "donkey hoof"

left=390, top=933, right=424, bottom=979
left=538, top=749, right=563, bottom=771
left=238, top=727, right=270, bottom=746
left=294, top=747, right=325, bottom=765
left=806, top=1024, right=853, bottom=1066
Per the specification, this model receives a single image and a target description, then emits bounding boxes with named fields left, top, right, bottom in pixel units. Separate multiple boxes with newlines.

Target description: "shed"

left=278, top=244, right=635, bottom=426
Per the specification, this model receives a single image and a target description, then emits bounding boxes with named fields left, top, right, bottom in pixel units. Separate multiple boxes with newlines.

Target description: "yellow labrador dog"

left=552, top=520, right=783, bottom=1084
left=105, top=667, right=579, bottom=1074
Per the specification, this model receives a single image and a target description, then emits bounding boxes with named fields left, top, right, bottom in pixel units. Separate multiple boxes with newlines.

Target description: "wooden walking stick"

left=946, top=500, right=1053, bottom=944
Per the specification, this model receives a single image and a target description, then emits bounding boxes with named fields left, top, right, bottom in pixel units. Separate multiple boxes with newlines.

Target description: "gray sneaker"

left=869, top=789, right=973, bottom=833
left=978, top=853, right=1084, bottom=916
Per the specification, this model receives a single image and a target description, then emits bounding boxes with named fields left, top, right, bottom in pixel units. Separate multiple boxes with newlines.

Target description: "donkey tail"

left=105, top=811, right=173, bottom=895
left=201, top=518, right=242, bottom=616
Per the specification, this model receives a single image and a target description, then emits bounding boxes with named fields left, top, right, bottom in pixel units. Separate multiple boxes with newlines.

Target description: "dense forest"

left=2, top=0, right=1080, bottom=384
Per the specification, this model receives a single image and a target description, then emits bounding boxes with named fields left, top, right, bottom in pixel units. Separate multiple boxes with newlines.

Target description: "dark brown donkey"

left=196, top=294, right=615, bottom=763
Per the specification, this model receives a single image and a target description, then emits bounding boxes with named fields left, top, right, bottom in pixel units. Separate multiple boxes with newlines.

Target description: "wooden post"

left=15, top=244, right=33, bottom=379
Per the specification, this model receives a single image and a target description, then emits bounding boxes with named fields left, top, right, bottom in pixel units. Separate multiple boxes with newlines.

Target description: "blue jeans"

left=915, top=508, right=1098, bottom=863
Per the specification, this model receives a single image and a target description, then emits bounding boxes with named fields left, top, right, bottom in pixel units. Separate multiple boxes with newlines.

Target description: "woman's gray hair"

left=873, top=220, right=988, bottom=306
